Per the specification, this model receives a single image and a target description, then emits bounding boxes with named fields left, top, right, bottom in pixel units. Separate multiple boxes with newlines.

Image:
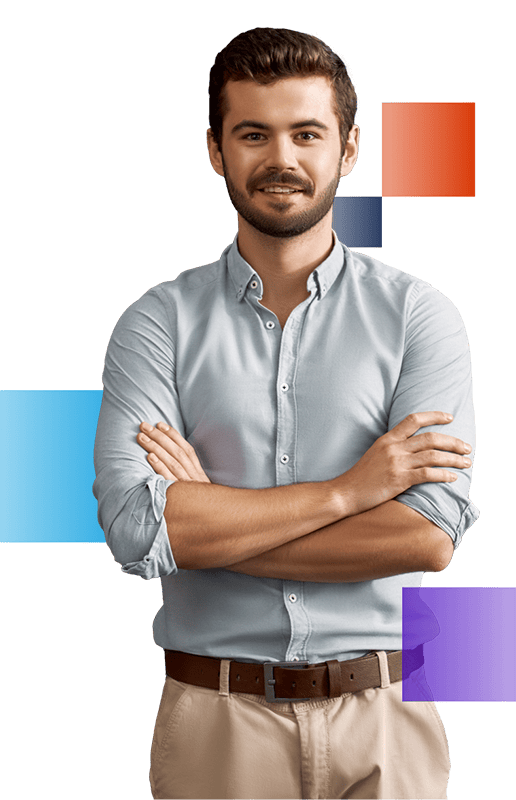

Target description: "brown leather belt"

left=164, top=647, right=423, bottom=703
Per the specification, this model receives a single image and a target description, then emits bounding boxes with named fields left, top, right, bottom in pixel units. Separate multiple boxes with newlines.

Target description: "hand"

left=137, top=422, right=211, bottom=483
left=334, top=411, right=472, bottom=517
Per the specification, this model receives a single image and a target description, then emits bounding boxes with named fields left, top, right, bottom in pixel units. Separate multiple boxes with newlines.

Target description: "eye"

left=297, top=132, right=318, bottom=141
left=244, top=132, right=265, bottom=141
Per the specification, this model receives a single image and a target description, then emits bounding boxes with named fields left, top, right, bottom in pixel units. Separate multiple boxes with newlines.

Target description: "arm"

left=226, top=501, right=454, bottom=582
left=93, top=288, right=185, bottom=579
left=136, top=413, right=470, bottom=571
left=386, top=284, right=479, bottom=548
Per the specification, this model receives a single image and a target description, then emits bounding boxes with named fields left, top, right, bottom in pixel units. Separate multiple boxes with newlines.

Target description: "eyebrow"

left=230, top=118, right=329, bottom=135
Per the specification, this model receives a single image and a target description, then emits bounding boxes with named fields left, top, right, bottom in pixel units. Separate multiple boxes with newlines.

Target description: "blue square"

left=0, top=390, right=103, bottom=542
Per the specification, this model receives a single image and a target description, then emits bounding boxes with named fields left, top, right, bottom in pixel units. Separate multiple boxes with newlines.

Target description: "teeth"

left=262, top=187, right=299, bottom=193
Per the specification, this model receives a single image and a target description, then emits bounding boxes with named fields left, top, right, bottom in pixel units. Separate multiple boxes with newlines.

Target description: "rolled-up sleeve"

left=93, top=286, right=182, bottom=578
left=390, top=282, right=479, bottom=548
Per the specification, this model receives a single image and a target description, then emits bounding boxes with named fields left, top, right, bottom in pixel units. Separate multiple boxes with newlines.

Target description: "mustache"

left=247, top=172, right=314, bottom=194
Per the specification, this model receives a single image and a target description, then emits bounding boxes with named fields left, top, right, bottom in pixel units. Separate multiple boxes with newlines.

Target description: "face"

left=208, top=76, right=358, bottom=239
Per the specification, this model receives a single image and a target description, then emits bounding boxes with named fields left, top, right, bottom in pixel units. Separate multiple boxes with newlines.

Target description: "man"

left=93, top=27, right=478, bottom=800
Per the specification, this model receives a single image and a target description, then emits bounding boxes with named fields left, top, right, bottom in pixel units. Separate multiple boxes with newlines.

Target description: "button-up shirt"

left=93, top=235, right=479, bottom=663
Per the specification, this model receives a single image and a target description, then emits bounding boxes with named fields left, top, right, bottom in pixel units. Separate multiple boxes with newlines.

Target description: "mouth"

left=259, top=186, right=303, bottom=194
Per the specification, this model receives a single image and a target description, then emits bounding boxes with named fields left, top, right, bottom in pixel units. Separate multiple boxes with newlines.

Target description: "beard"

left=221, top=155, right=341, bottom=239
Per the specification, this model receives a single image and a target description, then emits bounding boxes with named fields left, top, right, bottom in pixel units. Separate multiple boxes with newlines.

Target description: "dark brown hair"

left=209, top=27, right=357, bottom=152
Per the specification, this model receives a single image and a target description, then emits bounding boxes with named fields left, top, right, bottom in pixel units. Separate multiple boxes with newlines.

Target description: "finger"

left=140, top=422, right=197, bottom=476
left=406, top=431, right=472, bottom=455
left=137, top=431, right=191, bottom=480
left=140, top=422, right=210, bottom=482
left=410, top=450, right=472, bottom=470
left=156, top=423, right=206, bottom=471
left=390, top=411, right=454, bottom=441
left=146, top=452, right=175, bottom=480
left=155, top=423, right=209, bottom=480
left=412, top=467, right=459, bottom=483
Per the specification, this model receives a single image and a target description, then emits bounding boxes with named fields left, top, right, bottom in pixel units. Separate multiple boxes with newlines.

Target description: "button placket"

left=274, top=307, right=306, bottom=488
left=283, top=582, right=309, bottom=663
left=278, top=376, right=292, bottom=468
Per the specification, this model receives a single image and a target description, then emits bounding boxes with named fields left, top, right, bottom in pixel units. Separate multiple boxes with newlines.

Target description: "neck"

left=236, top=212, right=334, bottom=304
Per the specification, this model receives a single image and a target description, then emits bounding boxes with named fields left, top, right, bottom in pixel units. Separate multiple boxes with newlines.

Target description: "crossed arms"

left=135, top=411, right=471, bottom=582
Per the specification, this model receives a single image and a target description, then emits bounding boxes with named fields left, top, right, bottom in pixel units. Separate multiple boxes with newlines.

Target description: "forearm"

left=226, top=500, right=454, bottom=582
left=164, top=479, right=342, bottom=570
left=141, top=411, right=468, bottom=572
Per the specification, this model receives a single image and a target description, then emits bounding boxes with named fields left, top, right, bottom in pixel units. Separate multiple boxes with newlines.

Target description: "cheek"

left=305, top=149, right=341, bottom=177
left=223, top=143, right=258, bottom=173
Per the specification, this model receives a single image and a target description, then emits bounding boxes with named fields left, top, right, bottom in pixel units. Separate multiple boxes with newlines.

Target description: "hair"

left=208, top=27, right=357, bottom=152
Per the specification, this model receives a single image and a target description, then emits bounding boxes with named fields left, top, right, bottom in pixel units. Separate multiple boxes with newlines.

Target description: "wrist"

left=328, top=474, right=353, bottom=520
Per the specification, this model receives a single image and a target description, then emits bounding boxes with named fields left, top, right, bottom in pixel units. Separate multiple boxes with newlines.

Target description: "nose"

left=263, top=134, right=299, bottom=171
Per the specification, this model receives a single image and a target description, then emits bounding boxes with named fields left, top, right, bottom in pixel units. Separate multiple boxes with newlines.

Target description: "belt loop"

left=218, top=659, right=231, bottom=696
left=326, top=659, right=343, bottom=698
left=375, top=651, right=390, bottom=688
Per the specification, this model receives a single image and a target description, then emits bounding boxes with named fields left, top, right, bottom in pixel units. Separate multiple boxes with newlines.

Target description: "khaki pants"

left=149, top=657, right=450, bottom=799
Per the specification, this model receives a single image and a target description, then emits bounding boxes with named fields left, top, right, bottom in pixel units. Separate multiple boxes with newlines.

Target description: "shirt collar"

left=227, top=231, right=346, bottom=302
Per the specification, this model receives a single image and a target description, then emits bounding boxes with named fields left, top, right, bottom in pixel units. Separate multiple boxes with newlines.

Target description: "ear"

left=207, top=129, right=225, bottom=177
left=340, top=125, right=360, bottom=178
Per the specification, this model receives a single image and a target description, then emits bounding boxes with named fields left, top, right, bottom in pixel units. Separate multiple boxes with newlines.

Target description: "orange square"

left=382, top=103, right=475, bottom=196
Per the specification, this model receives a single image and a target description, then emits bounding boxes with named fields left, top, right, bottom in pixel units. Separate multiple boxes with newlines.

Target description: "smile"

left=260, top=187, right=302, bottom=194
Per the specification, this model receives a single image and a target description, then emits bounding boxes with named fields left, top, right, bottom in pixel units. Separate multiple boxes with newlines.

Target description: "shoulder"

left=117, top=249, right=230, bottom=325
left=345, top=247, right=425, bottom=295
left=139, top=259, right=226, bottom=316
left=345, top=246, right=463, bottom=323
left=155, top=257, right=226, bottom=297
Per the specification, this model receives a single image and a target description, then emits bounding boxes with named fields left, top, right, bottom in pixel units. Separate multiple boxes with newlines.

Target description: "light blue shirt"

left=93, top=235, right=478, bottom=662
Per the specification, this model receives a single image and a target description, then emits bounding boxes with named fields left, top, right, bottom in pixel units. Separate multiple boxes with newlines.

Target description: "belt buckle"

left=263, top=661, right=310, bottom=703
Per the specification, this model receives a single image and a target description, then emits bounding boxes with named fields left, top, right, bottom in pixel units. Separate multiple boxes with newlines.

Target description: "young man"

left=93, top=28, right=478, bottom=800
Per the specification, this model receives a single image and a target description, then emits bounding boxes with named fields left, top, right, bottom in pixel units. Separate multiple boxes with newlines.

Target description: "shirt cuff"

left=121, top=474, right=178, bottom=579
left=395, top=491, right=480, bottom=550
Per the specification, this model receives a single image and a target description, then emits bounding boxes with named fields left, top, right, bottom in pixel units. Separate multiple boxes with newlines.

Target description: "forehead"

left=222, top=76, right=339, bottom=131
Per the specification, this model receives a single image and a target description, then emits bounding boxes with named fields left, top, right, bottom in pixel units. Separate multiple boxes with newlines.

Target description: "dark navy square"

left=332, top=197, right=382, bottom=248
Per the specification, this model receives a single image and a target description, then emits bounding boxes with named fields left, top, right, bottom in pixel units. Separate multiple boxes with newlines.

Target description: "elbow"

left=105, top=509, right=153, bottom=567
left=428, top=528, right=454, bottom=572
left=101, top=484, right=164, bottom=567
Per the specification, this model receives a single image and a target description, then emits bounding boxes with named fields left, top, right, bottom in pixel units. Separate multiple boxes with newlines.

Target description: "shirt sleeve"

left=389, top=282, right=479, bottom=549
left=93, top=286, right=181, bottom=579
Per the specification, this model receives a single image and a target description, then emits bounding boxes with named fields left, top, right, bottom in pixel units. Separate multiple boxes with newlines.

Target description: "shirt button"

left=265, top=320, right=275, bottom=329
left=280, top=454, right=289, bottom=464
left=280, top=383, right=289, bottom=392
left=250, top=280, right=258, bottom=289
left=288, top=593, right=297, bottom=603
